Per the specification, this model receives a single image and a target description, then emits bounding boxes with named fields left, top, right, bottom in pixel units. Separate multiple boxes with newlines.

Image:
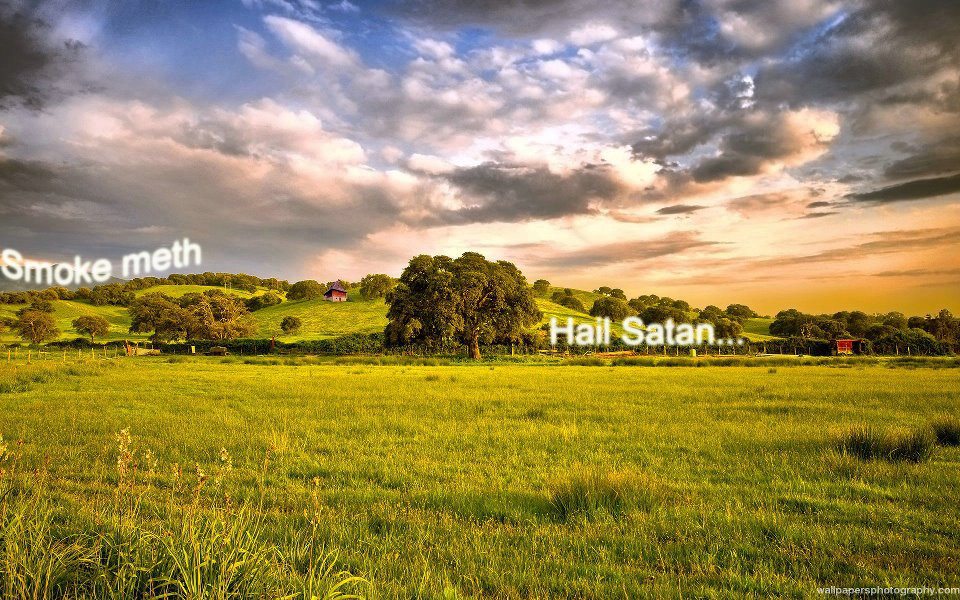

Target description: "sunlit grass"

left=0, top=359, right=958, bottom=596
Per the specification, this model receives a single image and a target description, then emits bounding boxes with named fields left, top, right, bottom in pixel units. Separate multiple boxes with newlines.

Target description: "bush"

left=931, top=416, right=960, bottom=446
left=837, top=426, right=934, bottom=462
left=548, top=470, right=654, bottom=521
left=589, top=296, right=632, bottom=320
left=280, top=316, right=302, bottom=334
left=286, top=280, right=325, bottom=301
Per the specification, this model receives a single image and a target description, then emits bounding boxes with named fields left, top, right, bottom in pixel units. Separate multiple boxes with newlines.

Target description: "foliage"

left=72, top=315, right=110, bottom=342
left=531, top=279, right=551, bottom=297
left=358, top=274, right=395, bottom=299
left=14, top=309, right=60, bottom=344
left=128, top=291, right=255, bottom=342
left=245, top=291, right=283, bottom=312
left=588, top=296, right=632, bottom=320
left=725, top=303, right=758, bottom=320
left=286, top=280, right=326, bottom=301
left=280, top=315, right=302, bottom=334
left=550, top=289, right=586, bottom=313
left=385, top=253, right=541, bottom=359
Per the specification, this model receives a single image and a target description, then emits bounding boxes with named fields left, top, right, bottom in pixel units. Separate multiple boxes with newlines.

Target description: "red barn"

left=833, top=338, right=866, bottom=355
left=324, top=281, right=348, bottom=302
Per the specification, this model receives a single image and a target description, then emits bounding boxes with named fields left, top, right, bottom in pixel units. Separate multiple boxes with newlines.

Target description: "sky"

left=1, top=0, right=958, bottom=315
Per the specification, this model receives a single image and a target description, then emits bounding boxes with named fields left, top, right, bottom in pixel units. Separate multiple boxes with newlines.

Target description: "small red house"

left=323, top=281, right=348, bottom=302
left=833, top=338, right=866, bottom=355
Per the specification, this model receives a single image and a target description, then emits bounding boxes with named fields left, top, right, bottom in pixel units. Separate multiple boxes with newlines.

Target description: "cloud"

left=526, top=231, right=717, bottom=268
left=848, top=173, right=960, bottom=204
left=689, top=108, right=839, bottom=183
left=656, top=204, right=705, bottom=215
left=264, top=15, right=357, bottom=68
left=0, top=5, right=82, bottom=109
left=568, top=23, right=618, bottom=46
left=434, top=162, right=623, bottom=224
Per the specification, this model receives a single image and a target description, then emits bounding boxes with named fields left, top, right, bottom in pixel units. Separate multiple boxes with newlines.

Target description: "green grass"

left=1, top=359, right=958, bottom=597
left=741, top=317, right=778, bottom=341
left=0, top=300, right=148, bottom=343
left=253, top=292, right=388, bottom=341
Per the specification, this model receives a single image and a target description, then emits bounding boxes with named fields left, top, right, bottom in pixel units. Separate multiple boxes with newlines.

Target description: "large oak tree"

left=385, top=253, right=541, bottom=359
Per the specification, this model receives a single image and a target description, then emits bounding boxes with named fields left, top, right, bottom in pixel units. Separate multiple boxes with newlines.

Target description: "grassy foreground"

left=1, top=359, right=959, bottom=597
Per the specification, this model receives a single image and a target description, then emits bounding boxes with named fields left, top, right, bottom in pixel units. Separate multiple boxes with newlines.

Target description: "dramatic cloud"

left=848, top=173, right=960, bottom=204
left=0, top=5, right=81, bottom=109
left=435, top=162, right=623, bottom=224
left=0, top=0, right=958, bottom=312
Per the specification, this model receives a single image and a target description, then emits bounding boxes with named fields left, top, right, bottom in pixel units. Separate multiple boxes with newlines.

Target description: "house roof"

left=325, top=281, right=347, bottom=294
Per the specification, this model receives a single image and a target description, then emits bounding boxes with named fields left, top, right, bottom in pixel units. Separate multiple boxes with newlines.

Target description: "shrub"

left=589, top=296, right=632, bottom=320
left=837, top=426, right=934, bottom=463
left=281, top=316, right=303, bottom=334
left=931, top=416, right=960, bottom=446
left=548, top=470, right=651, bottom=521
left=286, top=280, right=325, bottom=301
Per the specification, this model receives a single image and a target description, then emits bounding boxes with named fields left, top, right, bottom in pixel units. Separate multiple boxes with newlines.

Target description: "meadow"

left=0, top=284, right=627, bottom=343
left=1, top=357, right=959, bottom=597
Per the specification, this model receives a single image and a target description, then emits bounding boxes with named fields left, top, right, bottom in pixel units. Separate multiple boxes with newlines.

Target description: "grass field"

left=1, top=284, right=625, bottom=343
left=742, top=317, right=777, bottom=341
left=1, top=358, right=958, bottom=597
left=253, top=295, right=389, bottom=341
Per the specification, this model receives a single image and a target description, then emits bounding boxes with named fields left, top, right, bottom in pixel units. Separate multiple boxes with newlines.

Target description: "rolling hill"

left=1, top=282, right=774, bottom=344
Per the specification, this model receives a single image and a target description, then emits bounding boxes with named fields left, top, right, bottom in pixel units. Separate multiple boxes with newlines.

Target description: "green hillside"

left=741, top=317, right=777, bottom=341
left=0, top=300, right=147, bottom=343
left=0, top=283, right=684, bottom=344
left=253, top=291, right=388, bottom=341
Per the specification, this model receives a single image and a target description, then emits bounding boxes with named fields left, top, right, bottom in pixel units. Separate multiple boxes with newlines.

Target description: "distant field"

left=742, top=317, right=777, bottom=341
left=1, top=284, right=780, bottom=345
left=253, top=293, right=388, bottom=340
left=0, top=360, right=957, bottom=597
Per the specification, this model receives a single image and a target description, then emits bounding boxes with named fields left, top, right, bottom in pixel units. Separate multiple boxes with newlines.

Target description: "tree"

left=280, top=315, right=302, bottom=334
left=609, top=288, right=627, bottom=300
left=129, top=293, right=199, bottom=342
left=359, top=274, right=396, bottom=299
left=246, top=291, right=282, bottom=311
left=639, top=304, right=689, bottom=325
left=15, top=309, right=60, bottom=344
left=73, top=315, right=110, bottom=342
left=130, top=292, right=256, bottom=342
left=550, top=289, right=585, bottom=312
left=557, top=295, right=586, bottom=313
left=385, top=253, right=541, bottom=359
left=712, top=317, right=743, bottom=339
left=532, top=279, right=551, bottom=297
left=725, top=304, right=758, bottom=321
left=187, top=292, right=257, bottom=340
left=287, top=280, right=325, bottom=301
left=589, top=296, right=632, bottom=320
left=30, top=299, right=55, bottom=313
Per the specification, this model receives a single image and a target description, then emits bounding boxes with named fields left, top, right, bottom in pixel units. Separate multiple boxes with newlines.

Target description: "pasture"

left=0, top=284, right=655, bottom=343
left=1, top=358, right=958, bottom=597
